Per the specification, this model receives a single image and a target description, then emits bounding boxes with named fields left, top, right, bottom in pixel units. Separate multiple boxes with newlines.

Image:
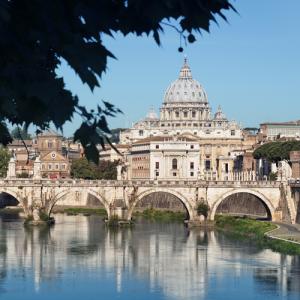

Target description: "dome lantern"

left=179, top=57, right=192, bottom=79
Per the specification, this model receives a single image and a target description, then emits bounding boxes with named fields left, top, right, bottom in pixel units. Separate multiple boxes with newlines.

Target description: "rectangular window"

left=156, top=171, right=159, bottom=177
left=192, top=111, right=196, bottom=118
left=172, top=159, right=178, bottom=170
left=56, top=164, right=59, bottom=170
left=62, top=164, right=65, bottom=170
left=190, top=172, right=194, bottom=177
left=175, top=111, right=179, bottom=118
left=190, top=162, right=194, bottom=169
left=205, top=160, right=211, bottom=170
left=184, top=112, right=188, bottom=118
left=155, top=145, right=159, bottom=149
left=231, top=130, right=236, bottom=136
left=155, top=162, right=159, bottom=169
left=48, top=164, right=52, bottom=170
left=190, top=145, right=194, bottom=149
left=225, top=163, right=229, bottom=173
left=139, top=130, right=144, bottom=136
left=173, top=172, right=177, bottom=177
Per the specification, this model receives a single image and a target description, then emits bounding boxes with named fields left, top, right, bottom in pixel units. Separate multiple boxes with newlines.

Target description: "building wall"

left=260, top=123, right=300, bottom=140
left=290, top=151, right=300, bottom=179
left=37, top=134, right=63, bottom=155
left=129, top=138, right=200, bottom=180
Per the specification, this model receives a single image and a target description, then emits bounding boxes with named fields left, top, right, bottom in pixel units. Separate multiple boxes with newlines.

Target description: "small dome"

left=163, top=58, right=208, bottom=104
left=214, top=105, right=227, bottom=120
left=144, top=107, right=158, bottom=120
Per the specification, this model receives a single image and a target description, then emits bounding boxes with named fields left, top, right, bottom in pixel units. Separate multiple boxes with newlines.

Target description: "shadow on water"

left=0, top=212, right=299, bottom=299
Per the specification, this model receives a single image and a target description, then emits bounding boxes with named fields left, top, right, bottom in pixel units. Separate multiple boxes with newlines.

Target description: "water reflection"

left=0, top=213, right=299, bottom=299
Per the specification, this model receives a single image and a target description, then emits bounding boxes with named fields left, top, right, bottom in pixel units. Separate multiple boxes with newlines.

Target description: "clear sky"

left=57, top=0, right=300, bottom=136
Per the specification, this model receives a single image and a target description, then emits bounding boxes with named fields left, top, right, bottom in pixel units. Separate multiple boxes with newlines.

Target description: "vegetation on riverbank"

left=133, top=208, right=186, bottom=222
left=56, top=207, right=107, bottom=216
left=0, top=207, right=23, bottom=214
left=216, top=215, right=300, bottom=255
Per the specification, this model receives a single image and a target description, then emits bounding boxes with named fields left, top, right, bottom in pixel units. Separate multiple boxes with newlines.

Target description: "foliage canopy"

left=197, top=202, right=209, bottom=219
left=253, top=141, right=300, bottom=163
left=71, top=157, right=119, bottom=180
left=11, top=126, right=32, bottom=140
left=0, top=148, right=10, bottom=177
left=0, top=0, right=234, bottom=162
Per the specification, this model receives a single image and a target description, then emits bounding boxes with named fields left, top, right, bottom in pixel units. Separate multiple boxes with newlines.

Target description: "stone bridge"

left=0, top=179, right=298, bottom=224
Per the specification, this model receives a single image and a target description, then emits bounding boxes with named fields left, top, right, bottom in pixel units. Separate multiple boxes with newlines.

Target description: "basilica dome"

left=163, top=58, right=208, bottom=104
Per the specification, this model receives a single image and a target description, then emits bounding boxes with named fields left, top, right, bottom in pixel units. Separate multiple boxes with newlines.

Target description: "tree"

left=71, top=157, right=119, bottom=180
left=0, top=1, right=235, bottom=162
left=253, top=141, right=300, bottom=163
left=95, top=160, right=119, bottom=180
left=11, top=126, right=32, bottom=140
left=0, top=148, right=10, bottom=177
left=197, top=202, right=209, bottom=220
left=70, top=158, right=97, bottom=179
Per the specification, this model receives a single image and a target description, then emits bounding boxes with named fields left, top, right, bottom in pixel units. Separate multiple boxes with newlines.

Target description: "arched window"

left=172, top=158, right=178, bottom=170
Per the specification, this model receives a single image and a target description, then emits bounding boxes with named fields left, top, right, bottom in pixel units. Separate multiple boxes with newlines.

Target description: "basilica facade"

left=120, top=59, right=255, bottom=180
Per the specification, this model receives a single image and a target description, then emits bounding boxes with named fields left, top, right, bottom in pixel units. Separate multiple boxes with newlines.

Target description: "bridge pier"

left=110, top=207, right=129, bottom=220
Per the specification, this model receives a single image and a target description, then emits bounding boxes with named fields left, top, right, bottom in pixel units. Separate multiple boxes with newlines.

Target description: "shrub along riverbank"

left=55, top=207, right=107, bottom=216
left=54, top=207, right=186, bottom=221
left=133, top=208, right=186, bottom=222
left=216, top=215, right=300, bottom=255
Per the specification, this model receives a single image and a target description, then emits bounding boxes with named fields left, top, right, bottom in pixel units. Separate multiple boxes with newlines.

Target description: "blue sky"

left=57, top=0, right=300, bottom=136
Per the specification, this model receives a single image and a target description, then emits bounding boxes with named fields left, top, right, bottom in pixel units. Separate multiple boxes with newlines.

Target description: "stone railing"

left=0, top=177, right=282, bottom=188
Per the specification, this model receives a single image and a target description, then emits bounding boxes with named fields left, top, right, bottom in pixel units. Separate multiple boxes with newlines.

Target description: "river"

left=0, top=212, right=299, bottom=300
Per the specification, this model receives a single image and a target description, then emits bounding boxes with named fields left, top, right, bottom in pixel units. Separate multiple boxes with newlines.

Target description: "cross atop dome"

left=179, top=56, right=192, bottom=79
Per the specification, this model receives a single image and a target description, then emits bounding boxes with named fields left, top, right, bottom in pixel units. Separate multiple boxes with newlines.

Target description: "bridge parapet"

left=0, top=178, right=283, bottom=188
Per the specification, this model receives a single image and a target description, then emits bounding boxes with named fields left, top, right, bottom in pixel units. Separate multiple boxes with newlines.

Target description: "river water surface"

left=0, top=212, right=299, bottom=300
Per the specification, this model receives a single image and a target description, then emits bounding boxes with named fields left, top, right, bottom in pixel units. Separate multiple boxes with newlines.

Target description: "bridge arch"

left=0, top=189, right=21, bottom=205
left=50, top=189, right=110, bottom=218
left=210, top=188, right=275, bottom=221
left=127, top=188, right=194, bottom=221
